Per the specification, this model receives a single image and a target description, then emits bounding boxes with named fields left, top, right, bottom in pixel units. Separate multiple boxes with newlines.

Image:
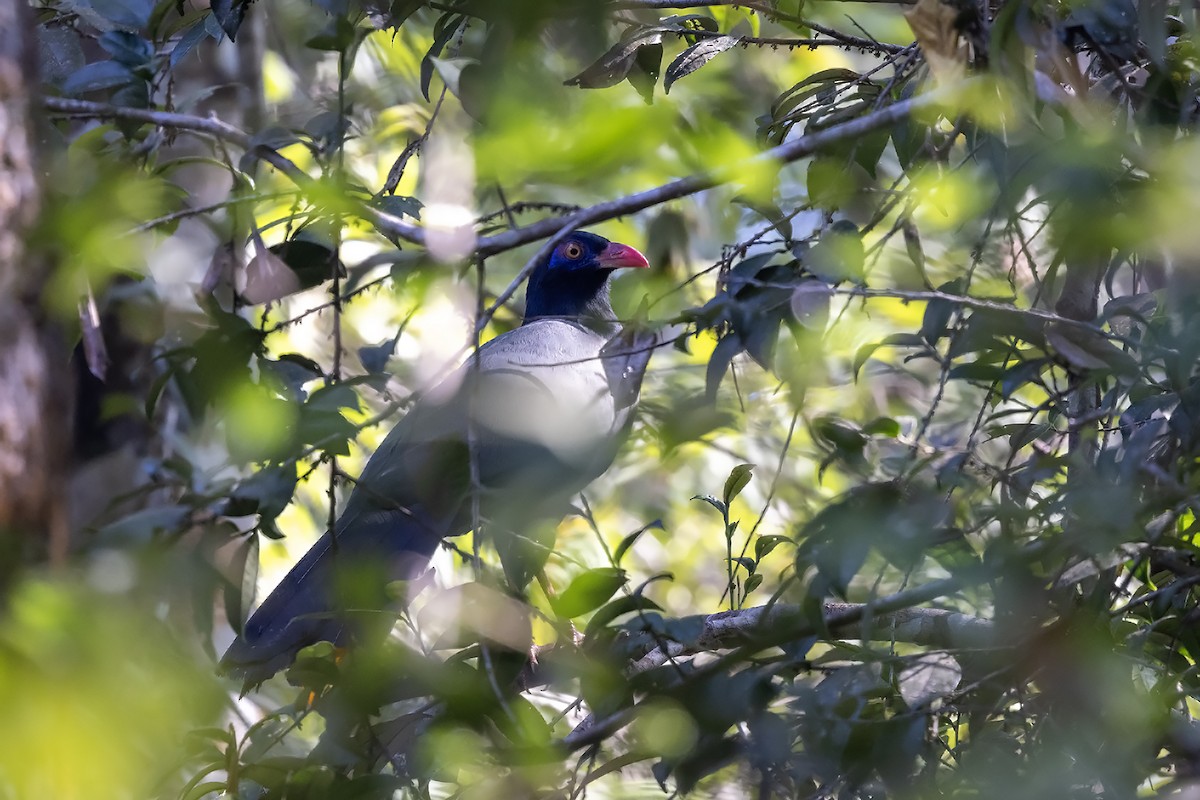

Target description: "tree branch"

left=467, top=84, right=962, bottom=331
left=559, top=570, right=985, bottom=751
left=43, top=96, right=252, bottom=148
left=43, top=85, right=961, bottom=320
left=625, top=601, right=995, bottom=674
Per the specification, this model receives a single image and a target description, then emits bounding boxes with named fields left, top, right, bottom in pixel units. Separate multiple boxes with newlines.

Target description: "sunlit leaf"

left=553, top=568, right=627, bottom=619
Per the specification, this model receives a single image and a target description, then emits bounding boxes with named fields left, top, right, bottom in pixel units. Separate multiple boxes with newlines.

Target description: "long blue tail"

left=220, top=510, right=442, bottom=686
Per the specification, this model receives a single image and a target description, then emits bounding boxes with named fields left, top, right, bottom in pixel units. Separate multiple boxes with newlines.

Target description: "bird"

left=221, top=230, right=652, bottom=685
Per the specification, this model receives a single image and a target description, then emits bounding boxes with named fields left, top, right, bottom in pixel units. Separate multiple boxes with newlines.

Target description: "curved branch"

left=469, top=84, right=961, bottom=330
left=42, top=84, right=962, bottom=308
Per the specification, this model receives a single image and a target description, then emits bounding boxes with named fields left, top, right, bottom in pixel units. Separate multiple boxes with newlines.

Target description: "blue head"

left=524, top=231, right=649, bottom=326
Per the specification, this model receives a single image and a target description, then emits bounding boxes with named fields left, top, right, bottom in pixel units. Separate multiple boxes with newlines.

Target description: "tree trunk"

left=0, top=0, right=68, bottom=585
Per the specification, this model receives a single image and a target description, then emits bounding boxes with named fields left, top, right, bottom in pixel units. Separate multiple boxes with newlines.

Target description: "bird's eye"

left=563, top=242, right=584, bottom=260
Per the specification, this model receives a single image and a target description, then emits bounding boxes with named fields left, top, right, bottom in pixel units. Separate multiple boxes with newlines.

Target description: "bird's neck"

left=523, top=270, right=618, bottom=334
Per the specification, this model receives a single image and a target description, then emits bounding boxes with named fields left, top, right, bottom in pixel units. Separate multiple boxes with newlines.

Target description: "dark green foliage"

left=21, top=0, right=1200, bottom=797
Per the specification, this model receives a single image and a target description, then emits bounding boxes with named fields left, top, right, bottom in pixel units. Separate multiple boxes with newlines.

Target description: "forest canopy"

left=2, top=0, right=1200, bottom=797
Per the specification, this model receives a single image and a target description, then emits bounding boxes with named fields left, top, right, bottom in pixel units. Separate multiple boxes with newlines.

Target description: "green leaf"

left=863, top=417, right=900, bottom=437
left=552, top=568, right=628, bottom=618
left=722, top=463, right=755, bottom=505
left=296, top=408, right=357, bottom=455
left=583, top=594, right=663, bottom=638
left=420, top=12, right=466, bottom=100
left=754, top=534, right=792, bottom=561
left=805, top=221, right=864, bottom=284
left=812, top=416, right=866, bottom=453
left=306, top=383, right=362, bottom=413
left=692, top=495, right=727, bottom=515
left=852, top=334, right=928, bottom=378
left=229, top=465, right=297, bottom=520
left=372, top=194, right=423, bottom=220
left=627, top=41, right=663, bottom=103
left=614, top=519, right=664, bottom=565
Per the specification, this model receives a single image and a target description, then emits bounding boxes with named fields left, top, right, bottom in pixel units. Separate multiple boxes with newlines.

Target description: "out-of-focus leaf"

left=95, top=505, right=191, bottom=544
left=584, top=594, right=663, bottom=638
left=296, top=406, right=357, bottom=456
left=730, top=556, right=755, bottom=572
left=379, top=0, right=423, bottom=29
left=553, top=568, right=627, bottom=619
left=268, top=229, right=345, bottom=290
left=921, top=280, right=964, bottom=344
left=1046, top=323, right=1137, bottom=373
left=904, top=0, right=969, bottom=86
left=210, top=0, right=248, bottom=40
left=421, top=583, right=534, bottom=651
left=358, top=330, right=402, bottom=374
left=98, top=30, right=153, bottom=66
left=38, top=25, right=86, bottom=84
left=372, top=194, right=423, bottom=220
left=660, top=13, right=720, bottom=32
left=947, top=361, right=1006, bottom=382
left=734, top=197, right=793, bottom=241
left=89, top=0, right=155, bottom=30
left=1102, top=292, right=1157, bottom=337
left=241, top=230, right=301, bottom=304
left=853, top=334, right=930, bottom=378
left=664, top=35, right=739, bottom=93
left=805, top=221, right=864, bottom=284
left=306, top=382, right=362, bottom=413
left=62, top=60, right=135, bottom=94
left=898, top=652, right=961, bottom=708
left=790, top=279, right=832, bottom=330
left=999, top=357, right=1050, bottom=398
left=169, top=17, right=212, bottom=69
left=222, top=534, right=259, bottom=636
left=864, top=417, right=901, bottom=437
left=305, top=16, right=358, bottom=50
left=228, top=465, right=297, bottom=520
left=705, top=331, right=743, bottom=401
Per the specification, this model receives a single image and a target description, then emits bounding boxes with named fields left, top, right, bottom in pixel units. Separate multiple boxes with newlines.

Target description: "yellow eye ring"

left=563, top=242, right=584, bottom=259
